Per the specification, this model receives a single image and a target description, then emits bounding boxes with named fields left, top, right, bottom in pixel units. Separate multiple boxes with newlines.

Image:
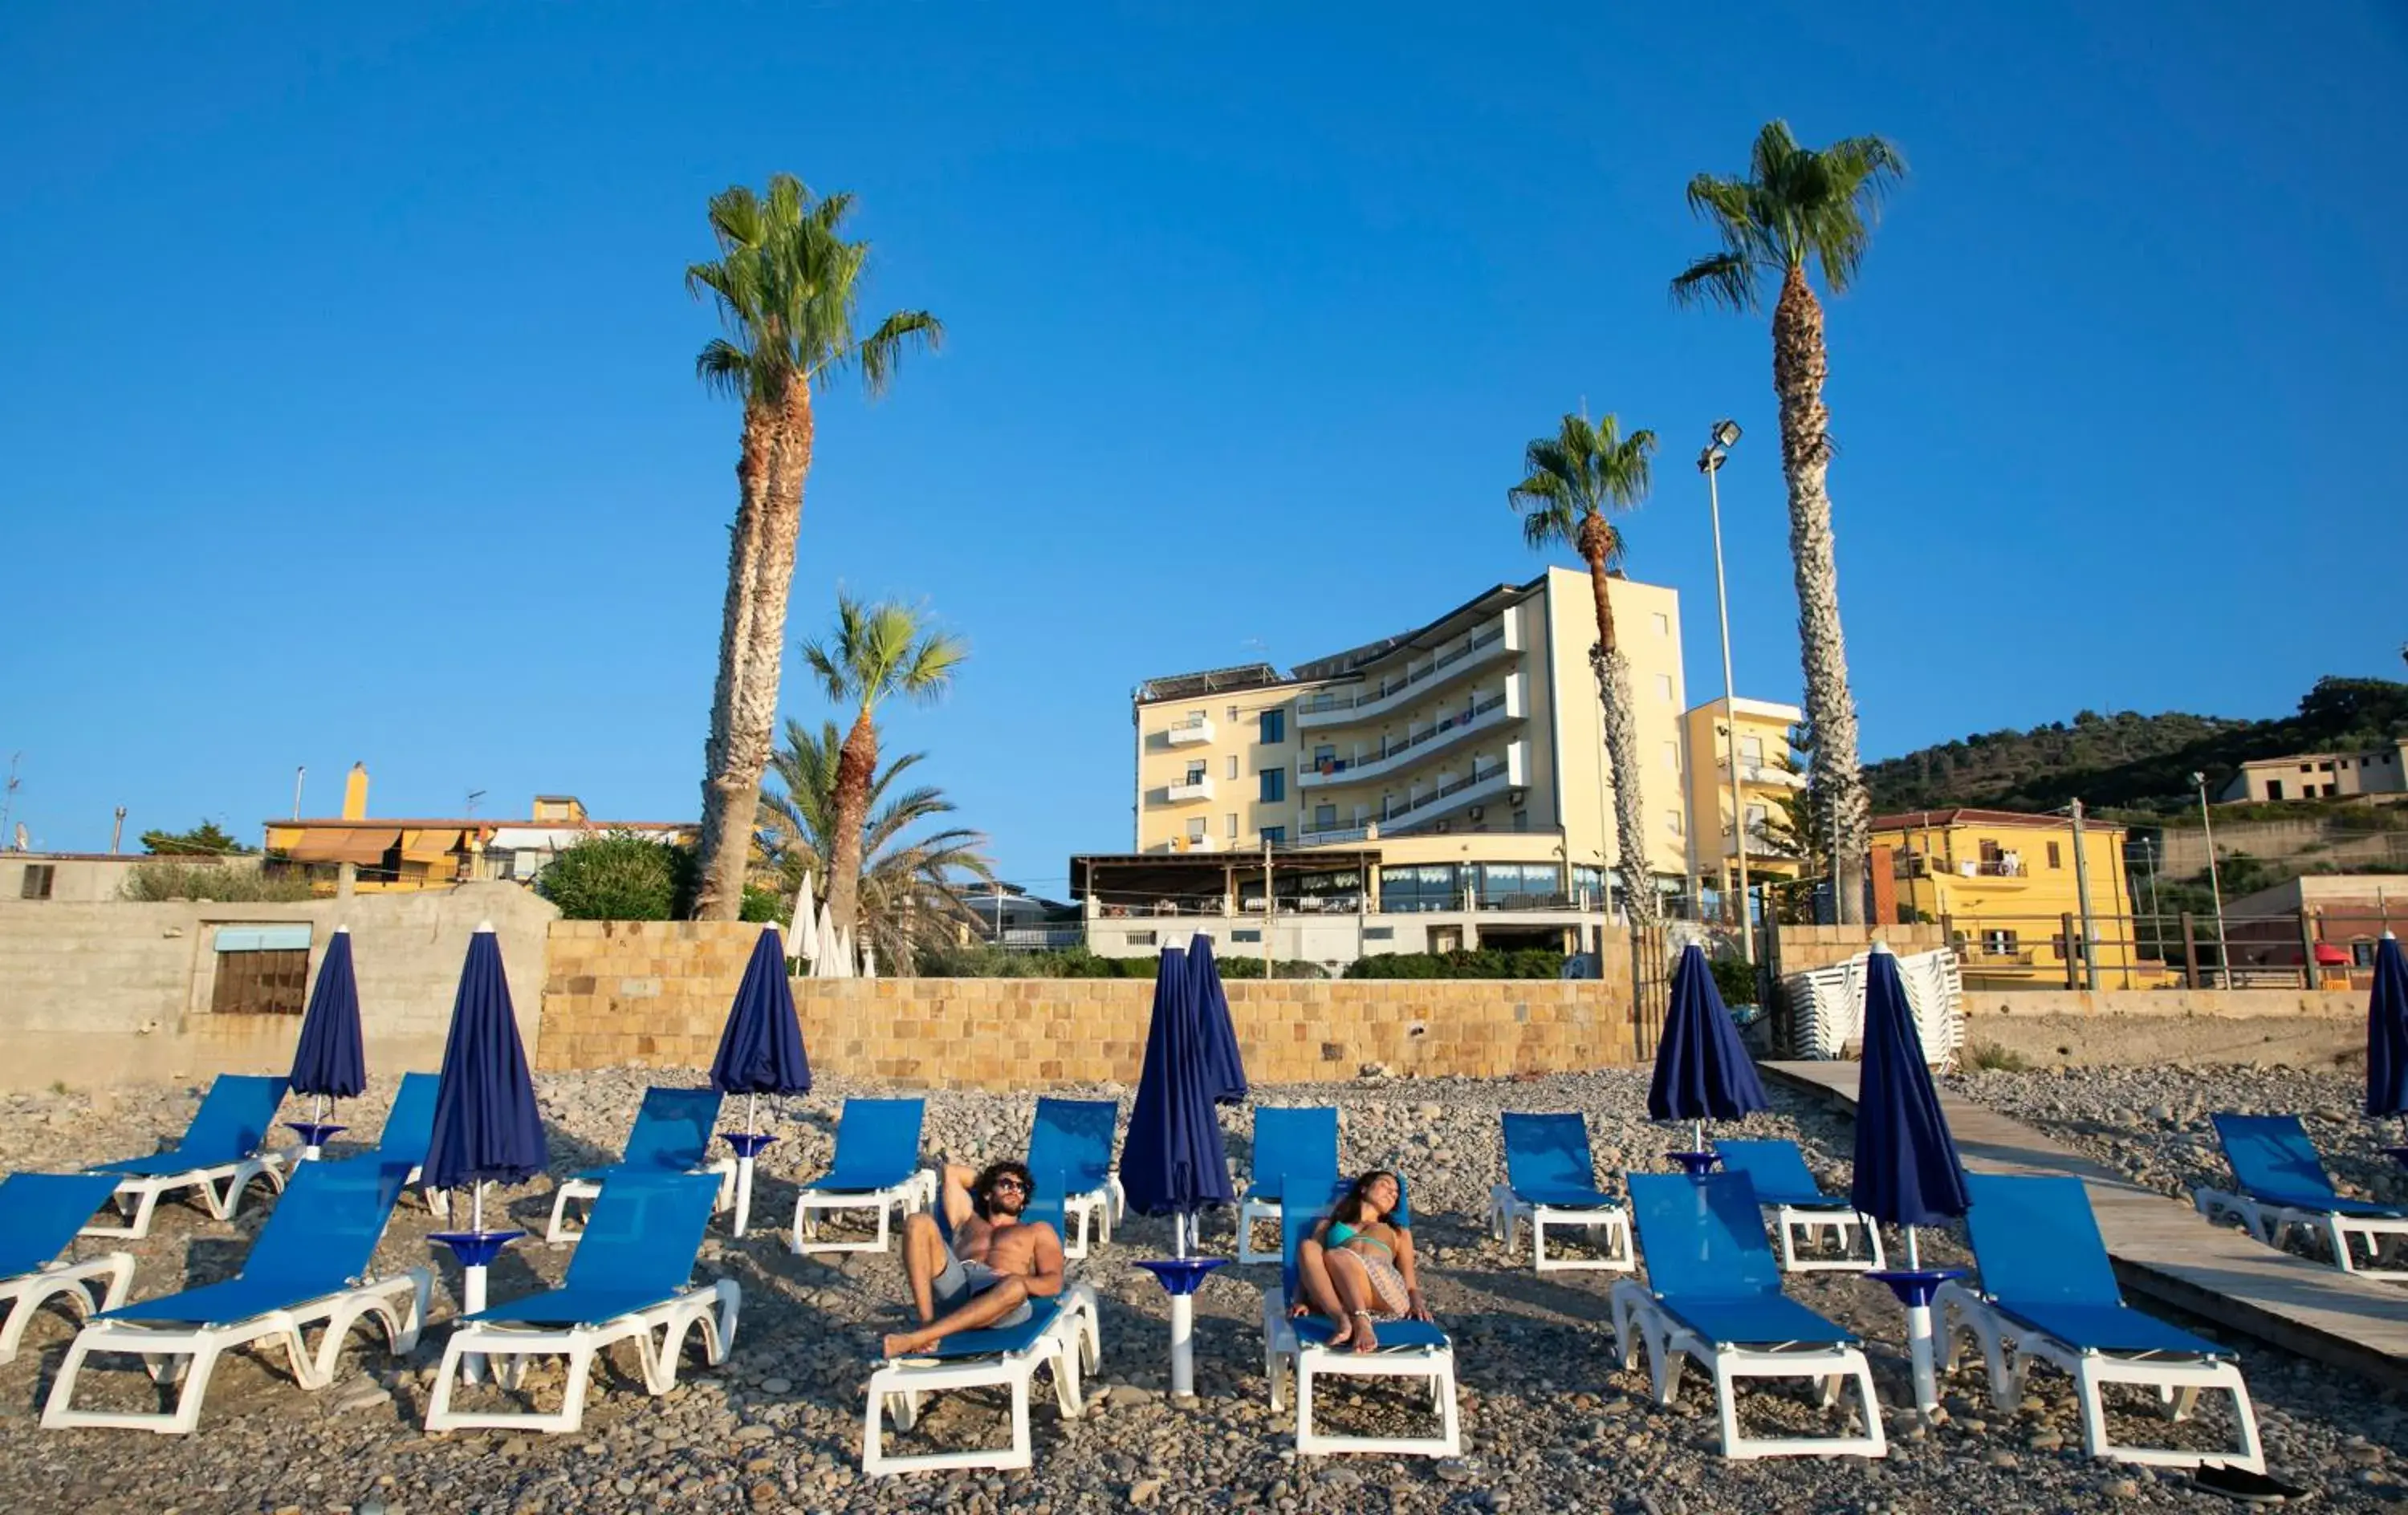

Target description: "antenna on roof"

left=466, top=789, right=487, bottom=818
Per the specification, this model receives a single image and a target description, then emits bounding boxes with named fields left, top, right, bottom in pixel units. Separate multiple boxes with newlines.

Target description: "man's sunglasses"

left=989, top=1176, right=1029, bottom=1192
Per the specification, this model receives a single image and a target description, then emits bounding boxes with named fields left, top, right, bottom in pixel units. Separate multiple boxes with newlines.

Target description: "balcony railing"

left=1895, top=855, right=2029, bottom=879
left=1719, top=759, right=1805, bottom=788
left=1163, top=774, right=1214, bottom=803
left=1299, top=691, right=1516, bottom=787
left=1380, top=761, right=1509, bottom=825
left=1164, top=715, right=1214, bottom=746
left=1297, top=821, right=1376, bottom=844
left=1298, top=624, right=1514, bottom=725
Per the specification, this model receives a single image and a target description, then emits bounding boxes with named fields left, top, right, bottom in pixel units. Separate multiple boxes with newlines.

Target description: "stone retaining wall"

left=537, top=920, right=1640, bottom=1088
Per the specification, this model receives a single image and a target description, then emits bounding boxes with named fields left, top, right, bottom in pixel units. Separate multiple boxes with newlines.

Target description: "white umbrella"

left=791, top=871, right=819, bottom=946
left=860, top=937, right=877, bottom=980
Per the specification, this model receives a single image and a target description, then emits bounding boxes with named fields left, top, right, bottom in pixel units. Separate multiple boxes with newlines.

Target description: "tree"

left=537, top=831, right=695, bottom=921
left=798, top=596, right=968, bottom=940
left=1672, top=120, right=1906, bottom=924
left=1509, top=412, right=1662, bottom=928
left=141, top=819, right=254, bottom=856
left=685, top=175, right=943, bottom=920
left=759, top=716, right=993, bottom=969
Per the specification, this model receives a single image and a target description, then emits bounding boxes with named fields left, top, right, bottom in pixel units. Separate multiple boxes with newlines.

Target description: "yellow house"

left=1682, top=697, right=1806, bottom=902
left=1874, top=806, right=2148, bottom=988
left=264, top=765, right=695, bottom=896
left=1128, top=567, right=1691, bottom=918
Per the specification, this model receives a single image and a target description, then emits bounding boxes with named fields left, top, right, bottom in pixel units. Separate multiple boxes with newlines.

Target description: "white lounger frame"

left=1057, top=1176, right=1125, bottom=1261
left=2192, top=1185, right=2408, bottom=1281
left=425, top=1279, right=741, bottom=1434
left=1763, top=1201, right=1887, bottom=1273
left=42, top=1269, right=429, bottom=1435
left=794, top=1168, right=938, bottom=1256
left=1608, top=1279, right=1886, bottom=1461
left=544, top=1159, right=738, bottom=1245
left=1260, top=1288, right=1462, bottom=1458
left=80, top=1155, right=287, bottom=1241
left=1, top=1253, right=135, bottom=1365
left=1938, top=1281, right=2264, bottom=1472
left=1236, top=1189, right=1296, bottom=1266
left=863, top=1281, right=1101, bottom=1476
left=1486, top=1184, right=1636, bottom=1273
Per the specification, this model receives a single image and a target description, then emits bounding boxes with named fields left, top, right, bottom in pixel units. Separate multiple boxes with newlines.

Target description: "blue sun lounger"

left=2193, top=1114, right=2408, bottom=1280
left=0, top=1173, right=135, bottom=1364
left=1027, top=1097, right=1122, bottom=1258
left=546, top=1086, right=736, bottom=1242
left=1609, top=1173, right=1885, bottom=1460
left=1942, top=1173, right=2264, bottom=1472
left=1487, top=1112, right=1634, bottom=1273
left=368, top=1072, right=441, bottom=1184
left=862, top=1271, right=1100, bottom=1475
left=1261, top=1179, right=1458, bottom=1457
left=83, top=1074, right=291, bottom=1239
left=43, top=1160, right=427, bottom=1434
left=429, top=1172, right=739, bottom=1435
left=1710, top=1139, right=1885, bottom=1273
left=1238, top=1107, right=1339, bottom=1265
left=793, top=1098, right=932, bottom=1255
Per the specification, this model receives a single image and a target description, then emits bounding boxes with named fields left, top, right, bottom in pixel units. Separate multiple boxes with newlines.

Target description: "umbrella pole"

left=462, top=1180, right=492, bottom=1387
left=1901, top=1225, right=1939, bottom=1415
left=1692, top=1119, right=1704, bottom=1157
left=733, top=1093, right=763, bottom=1239
left=1169, top=1211, right=1197, bottom=1399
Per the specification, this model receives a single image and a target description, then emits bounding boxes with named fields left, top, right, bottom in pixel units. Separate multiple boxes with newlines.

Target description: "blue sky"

left=3, top=2, right=2404, bottom=889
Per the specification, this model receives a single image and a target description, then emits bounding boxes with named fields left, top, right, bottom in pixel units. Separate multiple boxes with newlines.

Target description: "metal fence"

left=1906, top=905, right=2397, bottom=991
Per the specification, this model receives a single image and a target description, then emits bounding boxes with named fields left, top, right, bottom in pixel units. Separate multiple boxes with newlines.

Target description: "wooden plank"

left=1763, top=1059, right=2408, bottom=1390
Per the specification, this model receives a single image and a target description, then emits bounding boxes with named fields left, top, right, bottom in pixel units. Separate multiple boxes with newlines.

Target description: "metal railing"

left=1301, top=693, right=1514, bottom=781
left=1299, top=627, right=1508, bottom=714
left=1381, top=762, right=1508, bottom=824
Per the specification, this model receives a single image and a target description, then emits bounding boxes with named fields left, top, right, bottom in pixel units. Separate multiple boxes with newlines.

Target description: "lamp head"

left=2190, top=771, right=2207, bottom=788
left=1711, top=419, right=1742, bottom=449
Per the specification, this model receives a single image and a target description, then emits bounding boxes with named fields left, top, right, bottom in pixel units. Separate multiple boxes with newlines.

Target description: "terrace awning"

left=282, top=829, right=401, bottom=865
left=401, top=828, right=462, bottom=861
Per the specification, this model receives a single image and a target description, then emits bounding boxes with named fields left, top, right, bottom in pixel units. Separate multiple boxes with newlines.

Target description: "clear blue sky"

left=5, top=2, right=2404, bottom=890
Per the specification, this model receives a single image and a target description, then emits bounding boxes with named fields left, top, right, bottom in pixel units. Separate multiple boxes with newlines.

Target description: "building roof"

left=1870, top=806, right=2125, bottom=835
left=264, top=817, right=694, bottom=831
left=1133, top=663, right=1288, bottom=705
left=2, top=851, right=196, bottom=863
left=1686, top=696, right=1803, bottom=724
left=2235, top=745, right=2406, bottom=770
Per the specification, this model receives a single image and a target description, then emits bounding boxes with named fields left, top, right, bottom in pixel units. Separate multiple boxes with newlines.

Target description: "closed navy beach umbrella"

left=1648, top=942, right=1768, bottom=1164
left=425, top=924, right=547, bottom=1225
left=1849, top=943, right=1970, bottom=1412
left=1186, top=935, right=1251, bottom=1107
left=709, top=924, right=812, bottom=1234
left=2367, top=935, right=2408, bottom=1121
left=287, top=925, right=368, bottom=1155
left=1121, top=944, right=1238, bottom=1397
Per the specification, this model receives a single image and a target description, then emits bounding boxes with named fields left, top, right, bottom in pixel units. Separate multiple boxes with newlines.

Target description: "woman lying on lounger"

left=1291, top=1169, right=1433, bottom=1351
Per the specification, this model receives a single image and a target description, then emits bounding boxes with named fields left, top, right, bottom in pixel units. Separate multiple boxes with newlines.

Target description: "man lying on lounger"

left=883, top=1160, right=1066, bottom=1359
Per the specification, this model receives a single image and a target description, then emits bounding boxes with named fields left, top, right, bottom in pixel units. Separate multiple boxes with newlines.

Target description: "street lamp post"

left=2193, top=771, right=2229, bottom=987
left=1699, top=420, right=1751, bottom=962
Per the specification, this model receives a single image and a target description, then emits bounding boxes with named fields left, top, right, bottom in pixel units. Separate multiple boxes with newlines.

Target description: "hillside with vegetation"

left=1863, top=677, right=2408, bottom=818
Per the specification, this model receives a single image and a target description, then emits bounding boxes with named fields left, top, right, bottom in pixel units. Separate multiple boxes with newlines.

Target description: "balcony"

left=1161, top=775, right=1214, bottom=805
left=1297, top=681, right=1524, bottom=790
left=1719, top=759, right=1805, bottom=789
left=1298, top=616, right=1521, bottom=729
left=1296, top=821, right=1377, bottom=845
left=1894, top=855, right=2032, bottom=882
left=1377, top=740, right=1531, bottom=835
left=1163, top=714, right=1214, bottom=747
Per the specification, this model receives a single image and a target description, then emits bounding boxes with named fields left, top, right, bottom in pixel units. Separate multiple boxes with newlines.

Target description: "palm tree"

left=799, top=595, right=967, bottom=940
left=685, top=175, right=943, bottom=920
left=1509, top=412, right=1662, bottom=929
left=1670, top=120, right=1905, bottom=926
left=759, top=717, right=993, bottom=969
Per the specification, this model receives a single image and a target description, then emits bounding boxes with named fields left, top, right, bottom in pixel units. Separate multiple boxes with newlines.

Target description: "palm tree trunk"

left=692, top=404, right=779, bottom=920
left=1579, top=526, right=1658, bottom=932
left=824, top=709, right=878, bottom=941
left=1772, top=265, right=1870, bottom=925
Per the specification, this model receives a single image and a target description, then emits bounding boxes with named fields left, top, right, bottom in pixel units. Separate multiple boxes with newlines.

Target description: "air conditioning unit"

left=1434, top=820, right=1450, bottom=834
left=1508, top=789, right=1526, bottom=807
left=1467, top=806, right=1485, bottom=822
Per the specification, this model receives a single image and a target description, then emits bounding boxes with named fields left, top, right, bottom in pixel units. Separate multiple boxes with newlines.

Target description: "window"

left=1259, top=826, right=1286, bottom=844
left=1666, top=809, right=1684, bottom=837
left=2266, top=779, right=2284, bottom=801
left=2355, top=940, right=2378, bottom=968
left=2300, top=763, right=2312, bottom=773
left=1981, top=928, right=2018, bottom=957
left=1225, top=813, right=1238, bottom=839
left=1185, top=760, right=1206, bottom=784
left=1664, top=741, right=1680, bottom=772
left=1314, top=803, right=1338, bottom=829
left=1362, top=926, right=1394, bottom=941
left=2325, top=784, right=2339, bottom=798
left=1979, top=839, right=2003, bottom=863
left=1656, top=674, right=1674, bottom=701
left=1127, top=931, right=1157, bottom=947
left=209, top=925, right=315, bottom=1015
left=2320, top=761, right=2336, bottom=772
left=1232, top=928, right=1263, bottom=943
left=1744, top=802, right=1767, bottom=831
left=1226, top=705, right=1238, bottom=723
left=18, top=864, right=55, bottom=900
left=1259, top=768, right=1285, bottom=802
left=1739, top=735, right=1764, bottom=766
left=1259, top=709, right=1286, bottom=744
left=1653, top=612, right=1670, bottom=637
left=2046, top=841, right=2062, bottom=869
left=1187, top=817, right=1206, bottom=842
left=1379, top=863, right=1458, bottom=912
left=1225, top=755, right=1239, bottom=780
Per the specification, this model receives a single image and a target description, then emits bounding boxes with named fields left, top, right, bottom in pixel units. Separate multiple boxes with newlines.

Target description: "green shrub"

left=1961, top=1041, right=2034, bottom=1073
left=120, top=861, right=314, bottom=903
left=909, top=944, right=1324, bottom=979
left=739, top=884, right=786, bottom=923
left=1707, top=953, right=1760, bottom=1008
left=1345, top=948, right=1565, bottom=980
left=537, top=832, right=695, bottom=920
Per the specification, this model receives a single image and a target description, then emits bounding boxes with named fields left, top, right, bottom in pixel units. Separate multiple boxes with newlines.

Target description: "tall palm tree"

left=799, top=595, right=967, bottom=939
left=1510, top=412, right=1662, bottom=929
left=759, top=717, right=994, bottom=969
left=1670, top=121, right=1903, bottom=925
left=685, top=174, right=942, bottom=920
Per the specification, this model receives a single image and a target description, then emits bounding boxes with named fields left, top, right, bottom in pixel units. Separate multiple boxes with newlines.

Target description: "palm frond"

left=1672, top=123, right=1906, bottom=307
left=1509, top=411, right=1657, bottom=562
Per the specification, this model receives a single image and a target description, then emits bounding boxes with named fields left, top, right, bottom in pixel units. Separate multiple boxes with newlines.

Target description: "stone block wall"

left=537, top=920, right=1641, bottom=1087
left=1772, top=923, right=1951, bottom=973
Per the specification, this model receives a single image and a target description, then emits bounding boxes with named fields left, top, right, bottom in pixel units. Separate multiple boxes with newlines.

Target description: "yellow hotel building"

left=1875, top=806, right=2148, bottom=987
left=1088, top=568, right=1701, bottom=960
left=1681, top=695, right=1806, bottom=904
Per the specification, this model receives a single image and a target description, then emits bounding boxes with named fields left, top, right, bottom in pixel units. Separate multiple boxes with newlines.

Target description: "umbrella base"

left=286, top=1122, right=347, bottom=1158
left=430, top=1230, right=526, bottom=1269
left=1868, top=1268, right=1964, bottom=1307
left=1134, top=1258, right=1228, bottom=1297
left=1664, top=1150, right=1722, bottom=1176
left=721, top=1131, right=779, bottom=1159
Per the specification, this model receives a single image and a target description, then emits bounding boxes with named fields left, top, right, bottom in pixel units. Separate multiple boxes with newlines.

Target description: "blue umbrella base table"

left=1869, top=1268, right=1967, bottom=1415
left=720, top=1132, right=779, bottom=1237
left=1135, top=1258, right=1229, bottom=1397
left=285, top=1123, right=348, bottom=1160
left=1663, top=1150, right=1723, bottom=1176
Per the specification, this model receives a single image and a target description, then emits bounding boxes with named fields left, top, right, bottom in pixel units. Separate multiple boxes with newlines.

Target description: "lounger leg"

left=1011, top=1371, right=1034, bottom=1468
left=1294, top=1352, right=1316, bottom=1452
left=1437, top=1358, right=1462, bottom=1456
left=2075, top=1360, right=2112, bottom=1462
left=2328, top=1218, right=2357, bottom=1273
left=1712, top=1364, right=1744, bottom=1458
left=557, top=1346, right=596, bottom=1432
left=1777, top=1215, right=1800, bottom=1270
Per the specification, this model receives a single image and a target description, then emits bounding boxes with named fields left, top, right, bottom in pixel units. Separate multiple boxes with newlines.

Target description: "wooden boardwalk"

left=1763, top=1060, right=2408, bottom=1390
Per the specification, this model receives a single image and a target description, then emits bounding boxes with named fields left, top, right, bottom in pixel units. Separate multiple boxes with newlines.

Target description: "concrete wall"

left=2157, top=816, right=2408, bottom=878
left=3, top=853, right=267, bottom=904
left=537, top=920, right=1641, bottom=1088
left=0, top=882, right=555, bottom=1089
left=1959, top=986, right=2365, bottom=1069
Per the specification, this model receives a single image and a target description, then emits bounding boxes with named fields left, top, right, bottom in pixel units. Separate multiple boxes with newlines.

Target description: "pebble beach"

left=2, top=1064, right=2404, bottom=1514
